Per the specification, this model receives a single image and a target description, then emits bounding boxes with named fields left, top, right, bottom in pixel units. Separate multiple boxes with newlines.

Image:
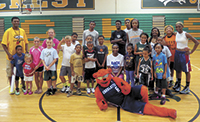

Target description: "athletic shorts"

left=174, top=50, right=192, bottom=72
left=44, top=70, right=57, bottom=81
left=59, top=66, right=71, bottom=76
left=6, top=59, right=12, bottom=77
left=15, top=76, right=24, bottom=81
left=24, top=76, right=33, bottom=81
left=84, top=68, right=95, bottom=80
left=71, top=74, right=83, bottom=83
left=169, top=62, right=174, bottom=70
left=156, top=79, right=167, bottom=89
left=139, top=73, right=150, bottom=87
left=35, top=66, right=44, bottom=72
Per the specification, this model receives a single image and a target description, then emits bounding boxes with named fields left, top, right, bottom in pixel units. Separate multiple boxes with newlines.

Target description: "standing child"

left=84, top=41, right=97, bottom=94
left=40, top=37, right=59, bottom=95
left=95, top=35, right=108, bottom=71
left=68, top=44, right=85, bottom=97
left=151, top=43, right=168, bottom=105
left=107, top=44, right=124, bottom=79
left=22, top=54, right=35, bottom=95
left=11, top=45, right=26, bottom=95
left=124, top=43, right=135, bottom=87
left=83, top=35, right=94, bottom=56
left=137, top=45, right=153, bottom=87
left=57, top=36, right=75, bottom=93
left=29, top=37, right=44, bottom=94
left=71, top=32, right=80, bottom=49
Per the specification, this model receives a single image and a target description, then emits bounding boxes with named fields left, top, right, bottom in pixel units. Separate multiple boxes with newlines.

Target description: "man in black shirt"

left=110, top=20, right=127, bottom=56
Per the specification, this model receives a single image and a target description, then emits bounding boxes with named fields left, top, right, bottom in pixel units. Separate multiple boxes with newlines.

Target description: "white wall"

left=0, top=0, right=199, bottom=16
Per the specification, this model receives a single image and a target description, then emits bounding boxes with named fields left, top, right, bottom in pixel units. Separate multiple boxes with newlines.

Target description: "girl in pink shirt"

left=30, top=37, right=44, bottom=94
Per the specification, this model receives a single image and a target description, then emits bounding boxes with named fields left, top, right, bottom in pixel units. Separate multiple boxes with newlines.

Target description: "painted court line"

left=191, top=64, right=200, bottom=70
left=0, top=86, right=9, bottom=93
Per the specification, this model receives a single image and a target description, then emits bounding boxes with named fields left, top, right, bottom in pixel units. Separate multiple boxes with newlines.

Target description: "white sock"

left=155, top=91, right=158, bottom=94
left=162, top=95, right=166, bottom=98
left=171, top=77, right=174, bottom=81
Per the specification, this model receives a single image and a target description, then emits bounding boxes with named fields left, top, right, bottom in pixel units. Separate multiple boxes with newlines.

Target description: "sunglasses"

left=97, top=74, right=109, bottom=80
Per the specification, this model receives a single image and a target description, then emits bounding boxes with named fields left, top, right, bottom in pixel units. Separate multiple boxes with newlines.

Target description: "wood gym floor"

left=0, top=41, right=199, bottom=122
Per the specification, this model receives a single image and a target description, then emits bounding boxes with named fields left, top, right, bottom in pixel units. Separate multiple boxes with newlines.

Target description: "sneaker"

left=87, top=88, right=91, bottom=94
left=173, top=81, right=181, bottom=92
left=67, top=90, right=73, bottom=97
left=28, top=91, right=33, bottom=95
left=160, top=97, right=166, bottom=105
left=52, top=88, right=57, bottom=95
left=180, top=86, right=190, bottom=94
left=24, top=90, right=28, bottom=95
left=46, top=88, right=52, bottom=96
left=65, top=86, right=70, bottom=93
left=34, top=90, right=39, bottom=94
left=166, top=89, right=174, bottom=98
left=169, top=80, right=174, bottom=88
left=149, top=92, right=160, bottom=100
left=61, top=86, right=67, bottom=93
left=76, top=88, right=82, bottom=95
left=22, top=86, right=26, bottom=93
left=15, top=88, right=20, bottom=95
left=9, top=87, right=14, bottom=95
left=74, top=81, right=78, bottom=87
left=91, top=88, right=95, bottom=94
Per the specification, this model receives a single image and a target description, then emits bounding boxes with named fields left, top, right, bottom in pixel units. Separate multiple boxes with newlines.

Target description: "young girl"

left=137, top=45, right=153, bottom=87
left=107, top=44, right=124, bottom=79
left=173, top=21, right=199, bottom=94
left=22, top=54, right=35, bottom=95
left=164, top=25, right=176, bottom=88
left=29, top=37, right=44, bottom=94
left=151, top=43, right=168, bottom=105
left=124, top=43, right=135, bottom=87
left=127, top=19, right=143, bottom=48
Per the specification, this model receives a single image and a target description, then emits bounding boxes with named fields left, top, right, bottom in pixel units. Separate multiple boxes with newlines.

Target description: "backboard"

left=18, top=0, right=42, bottom=14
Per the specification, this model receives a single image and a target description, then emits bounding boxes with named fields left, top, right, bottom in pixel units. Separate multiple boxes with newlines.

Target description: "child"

left=71, top=32, right=80, bottom=49
left=42, top=28, right=60, bottom=67
left=95, top=35, right=108, bottom=71
left=11, top=45, right=26, bottom=95
left=151, top=43, right=168, bottom=105
left=40, top=37, right=59, bottom=95
left=57, top=36, right=75, bottom=93
left=124, top=43, right=135, bottom=87
left=84, top=41, right=97, bottom=94
left=22, top=54, right=35, bottom=95
left=68, top=44, right=85, bottom=97
left=163, top=25, right=176, bottom=87
left=29, top=37, right=44, bottom=94
left=127, top=19, right=143, bottom=48
left=83, top=35, right=94, bottom=56
left=137, top=45, right=153, bottom=87
left=157, top=37, right=173, bottom=97
left=107, top=44, right=124, bottom=79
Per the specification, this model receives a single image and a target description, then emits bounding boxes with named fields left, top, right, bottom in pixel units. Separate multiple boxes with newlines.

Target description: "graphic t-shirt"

left=29, top=46, right=44, bottom=67
left=127, top=29, right=143, bottom=48
left=61, top=44, right=75, bottom=66
left=42, top=38, right=60, bottom=50
left=124, top=54, right=135, bottom=71
left=107, top=53, right=124, bottom=74
left=164, top=35, right=176, bottom=62
left=95, top=45, right=108, bottom=64
left=1, top=27, right=28, bottom=60
left=22, top=62, right=35, bottom=76
left=153, top=52, right=167, bottom=79
left=82, top=29, right=99, bottom=46
left=110, top=30, right=127, bottom=56
left=40, top=48, right=59, bottom=71
left=139, top=57, right=151, bottom=74
left=70, top=53, right=84, bottom=76
left=10, top=53, right=25, bottom=77
left=84, top=50, right=96, bottom=69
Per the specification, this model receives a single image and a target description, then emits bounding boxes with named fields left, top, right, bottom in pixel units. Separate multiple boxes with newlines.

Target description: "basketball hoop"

left=22, top=8, right=32, bottom=14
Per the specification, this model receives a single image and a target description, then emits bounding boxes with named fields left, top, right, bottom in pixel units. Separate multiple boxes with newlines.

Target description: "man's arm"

left=2, top=44, right=13, bottom=60
left=25, top=43, right=28, bottom=53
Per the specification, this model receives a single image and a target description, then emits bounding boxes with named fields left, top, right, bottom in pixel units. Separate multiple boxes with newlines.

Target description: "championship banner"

left=142, top=0, right=197, bottom=9
left=0, top=0, right=95, bottom=11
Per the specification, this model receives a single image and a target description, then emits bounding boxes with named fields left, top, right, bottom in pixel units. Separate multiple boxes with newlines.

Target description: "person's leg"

left=180, top=72, right=191, bottom=94
left=24, top=81, right=28, bottom=94
left=29, top=81, right=32, bottom=92
left=21, top=77, right=26, bottom=92
left=126, top=70, right=130, bottom=84
left=129, top=71, right=135, bottom=87
left=34, top=72, right=39, bottom=93
left=173, top=71, right=182, bottom=92
left=38, top=72, right=43, bottom=93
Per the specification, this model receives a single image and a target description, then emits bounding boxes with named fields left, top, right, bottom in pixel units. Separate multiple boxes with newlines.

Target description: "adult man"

left=110, top=20, right=127, bottom=56
left=124, top=19, right=131, bottom=33
left=1, top=17, right=28, bottom=93
left=82, top=21, right=99, bottom=46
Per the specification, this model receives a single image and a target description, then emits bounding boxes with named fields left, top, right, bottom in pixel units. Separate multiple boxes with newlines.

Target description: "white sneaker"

left=67, top=90, right=73, bottom=97
left=87, top=88, right=91, bottom=94
left=61, top=86, right=67, bottom=93
left=91, top=88, right=95, bottom=94
left=65, top=86, right=70, bottom=93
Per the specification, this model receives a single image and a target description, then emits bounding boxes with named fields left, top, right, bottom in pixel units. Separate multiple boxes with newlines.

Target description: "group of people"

left=2, top=17, right=199, bottom=104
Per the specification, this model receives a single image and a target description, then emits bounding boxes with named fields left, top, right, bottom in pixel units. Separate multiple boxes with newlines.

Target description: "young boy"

left=71, top=32, right=80, bottom=49
left=29, top=37, right=44, bottom=94
left=95, top=35, right=108, bottom=71
left=84, top=41, right=97, bottom=94
left=68, top=44, right=85, bottom=97
left=11, top=45, right=26, bottom=95
left=40, top=37, right=59, bottom=95
left=57, top=36, right=75, bottom=93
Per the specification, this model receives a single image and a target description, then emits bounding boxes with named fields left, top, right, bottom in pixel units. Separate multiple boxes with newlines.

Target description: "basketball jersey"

left=176, top=31, right=188, bottom=49
left=139, top=57, right=151, bottom=74
left=164, top=34, right=176, bottom=62
left=135, top=42, right=148, bottom=63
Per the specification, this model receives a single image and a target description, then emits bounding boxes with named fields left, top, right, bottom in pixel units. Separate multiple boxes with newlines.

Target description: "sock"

left=162, top=95, right=166, bottom=98
left=155, top=91, right=158, bottom=94
left=171, top=77, right=174, bottom=81
left=68, top=83, right=71, bottom=87
left=63, top=82, right=67, bottom=87
left=186, top=81, right=190, bottom=87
